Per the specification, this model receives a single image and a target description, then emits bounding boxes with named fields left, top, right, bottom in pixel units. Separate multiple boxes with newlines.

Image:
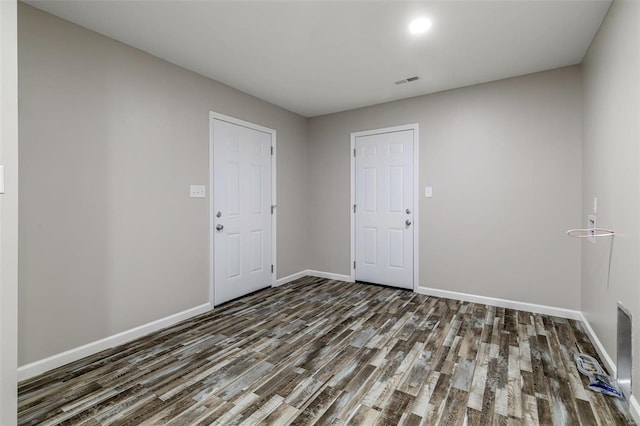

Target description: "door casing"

left=209, top=111, right=277, bottom=307
left=350, top=124, right=419, bottom=290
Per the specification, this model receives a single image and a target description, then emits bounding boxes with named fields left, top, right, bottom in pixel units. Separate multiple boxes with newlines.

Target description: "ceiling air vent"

left=394, top=76, right=420, bottom=85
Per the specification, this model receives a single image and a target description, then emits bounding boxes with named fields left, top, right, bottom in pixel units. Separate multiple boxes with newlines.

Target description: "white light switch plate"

left=424, top=186, right=432, bottom=198
left=190, top=185, right=206, bottom=198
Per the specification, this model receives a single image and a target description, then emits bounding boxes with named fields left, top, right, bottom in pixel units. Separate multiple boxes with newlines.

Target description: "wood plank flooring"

left=18, top=277, right=635, bottom=425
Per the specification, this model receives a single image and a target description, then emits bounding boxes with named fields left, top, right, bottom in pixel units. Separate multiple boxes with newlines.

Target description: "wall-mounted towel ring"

left=566, top=228, right=615, bottom=238
left=566, top=227, right=615, bottom=290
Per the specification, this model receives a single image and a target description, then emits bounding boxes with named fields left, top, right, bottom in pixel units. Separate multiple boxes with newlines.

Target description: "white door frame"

left=209, top=111, right=277, bottom=307
left=350, top=123, right=419, bottom=290
left=1, top=0, right=19, bottom=423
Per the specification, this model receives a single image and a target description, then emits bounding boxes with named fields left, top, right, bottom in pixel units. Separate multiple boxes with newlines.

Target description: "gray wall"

left=308, top=66, right=583, bottom=310
left=18, top=4, right=308, bottom=365
left=582, top=0, right=640, bottom=396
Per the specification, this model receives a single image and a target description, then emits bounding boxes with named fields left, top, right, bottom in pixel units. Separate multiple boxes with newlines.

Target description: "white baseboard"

left=629, top=395, right=640, bottom=425
left=306, top=270, right=354, bottom=283
left=578, top=312, right=617, bottom=376
left=414, top=286, right=581, bottom=320
left=274, top=270, right=309, bottom=287
left=17, top=303, right=212, bottom=382
left=276, top=270, right=354, bottom=285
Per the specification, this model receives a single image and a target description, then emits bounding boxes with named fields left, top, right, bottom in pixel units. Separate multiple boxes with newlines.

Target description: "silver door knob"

left=216, top=211, right=222, bottom=218
left=405, top=219, right=412, bottom=226
left=216, top=224, right=224, bottom=231
left=406, top=208, right=411, bottom=214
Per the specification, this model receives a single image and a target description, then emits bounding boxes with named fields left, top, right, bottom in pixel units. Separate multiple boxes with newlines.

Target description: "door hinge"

left=271, top=146, right=274, bottom=156
left=271, top=265, right=274, bottom=273
left=353, top=148, right=356, bottom=157
left=271, top=205, right=277, bottom=214
left=353, top=204, right=357, bottom=213
left=353, top=261, right=356, bottom=269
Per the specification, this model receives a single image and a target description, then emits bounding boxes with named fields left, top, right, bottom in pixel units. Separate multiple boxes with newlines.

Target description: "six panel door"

left=213, top=118, right=272, bottom=305
left=355, top=129, right=414, bottom=289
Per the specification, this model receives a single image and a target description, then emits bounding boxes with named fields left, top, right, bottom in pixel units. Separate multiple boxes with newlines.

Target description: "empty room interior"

left=2, top=0, right=640, bottom=424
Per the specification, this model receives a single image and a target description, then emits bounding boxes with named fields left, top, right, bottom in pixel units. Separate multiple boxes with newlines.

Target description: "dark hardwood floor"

left=18, top=277, right=634, bottom=425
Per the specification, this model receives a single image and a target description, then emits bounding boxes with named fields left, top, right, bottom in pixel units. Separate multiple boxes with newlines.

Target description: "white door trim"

left=209, top=112, right=277, bottom=307
left=350, top=123, right=419, bottom=290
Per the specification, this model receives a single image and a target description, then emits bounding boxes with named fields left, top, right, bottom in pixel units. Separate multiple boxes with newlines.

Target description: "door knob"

left=406, top=208, right=411, bottom=214
left=216, top=224, right=224, bottom=231
left=216, top=211, right=222, bottom=218
left=405, top=219, right=412, bottom=226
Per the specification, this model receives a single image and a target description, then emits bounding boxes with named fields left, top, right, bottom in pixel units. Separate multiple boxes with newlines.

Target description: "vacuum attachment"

left=574, top=352, right=622, bottom=398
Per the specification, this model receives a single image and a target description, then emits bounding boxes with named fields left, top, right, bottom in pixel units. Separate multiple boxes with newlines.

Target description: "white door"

left=354, top=128, right=414, bottom=289
left=212, top=117, right=273, bottom=305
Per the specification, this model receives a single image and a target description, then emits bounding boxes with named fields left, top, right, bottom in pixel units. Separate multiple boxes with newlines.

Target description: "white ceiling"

left=25, top=0, right=611, bottom=117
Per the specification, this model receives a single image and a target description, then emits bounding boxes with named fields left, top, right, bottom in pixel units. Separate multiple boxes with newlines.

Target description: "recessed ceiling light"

left=409, top=17, right=432, bottom=34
